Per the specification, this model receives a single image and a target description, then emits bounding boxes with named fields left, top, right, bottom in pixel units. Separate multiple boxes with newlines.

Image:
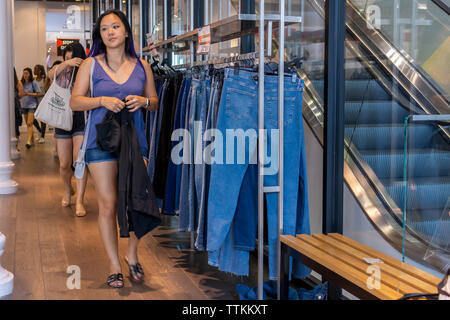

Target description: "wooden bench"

left=280, top=233, right=442, bottom=300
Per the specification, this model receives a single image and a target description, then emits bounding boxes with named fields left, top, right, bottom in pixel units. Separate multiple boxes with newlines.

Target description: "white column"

left=8, top=0, right=20, bottom=160
left=0, top=0, right=18, bottom=195
left=0, top=233, right=14, bottom=299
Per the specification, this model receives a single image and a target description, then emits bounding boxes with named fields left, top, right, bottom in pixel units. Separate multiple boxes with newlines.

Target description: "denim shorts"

left=85, top=147, right=117, bottom=165
left=54, top=111, right=86, bottom=139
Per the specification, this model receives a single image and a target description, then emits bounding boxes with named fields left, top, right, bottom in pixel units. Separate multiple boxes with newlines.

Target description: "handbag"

left=34, top=65, right=74, bottom=131
left=96, top=111, right=121, bottom=153
left=74, top=59, right=96, bottom=179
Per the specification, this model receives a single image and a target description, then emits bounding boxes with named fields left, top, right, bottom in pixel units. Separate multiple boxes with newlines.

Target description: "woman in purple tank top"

left=70, top=9, right=158, bottom=289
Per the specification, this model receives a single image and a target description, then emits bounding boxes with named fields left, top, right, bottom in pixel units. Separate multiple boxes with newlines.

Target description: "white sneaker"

left=38, top=138, right=45, bottom=144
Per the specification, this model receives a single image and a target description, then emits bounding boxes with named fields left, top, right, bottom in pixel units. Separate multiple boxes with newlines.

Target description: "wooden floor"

left=0, top=128, right=254, bottom=300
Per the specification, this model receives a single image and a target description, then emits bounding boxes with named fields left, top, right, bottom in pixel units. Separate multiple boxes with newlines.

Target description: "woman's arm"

left=48, top=58, right=83, bottom=80
left=44, top=77, right=51, bottom=92
left=24, top=81, right=42, bottom=97
left=124, top=59, right=159, bottom=112
left=70, top=58, right=125, bottom=113
left=16, top=81, right=25, bottom=98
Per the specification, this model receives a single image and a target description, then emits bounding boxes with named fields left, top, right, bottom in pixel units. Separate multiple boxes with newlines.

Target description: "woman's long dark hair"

left=63, top=42, right=87, bottom=81
left=34, top=64, right=46, bottom=79
left=14, top=68, right=19, bottom=88
left=89, top=9, right=143, bottom=75
left=21, top=67, right=33, bottom=85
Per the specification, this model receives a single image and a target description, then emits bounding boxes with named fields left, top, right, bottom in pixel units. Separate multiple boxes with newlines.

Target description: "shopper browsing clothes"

left=48, top=43, right=88, bottom=217
left=70, top=9, right=160, bottom=288
left=33, top=64, right=49, bottom=144
left=20, top=67, right=42, bottom=149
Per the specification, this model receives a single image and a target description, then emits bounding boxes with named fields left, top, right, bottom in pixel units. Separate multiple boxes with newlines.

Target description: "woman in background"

left=34, top=64, right=48, bottom=144
left=14, top=68, right=24, bottom=150
left=48, top=43, right=88, bottom=217
left=20, top=67, right=41, bottom=149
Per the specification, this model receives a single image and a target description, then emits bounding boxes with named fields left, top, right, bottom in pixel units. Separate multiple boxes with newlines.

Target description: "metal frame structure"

left=138, top=0, right=305, bottom=301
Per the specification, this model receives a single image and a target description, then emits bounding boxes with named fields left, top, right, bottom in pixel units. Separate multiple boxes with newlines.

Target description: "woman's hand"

left=65, top=58, right=83, bottom=68
left=125, top=95, right=147, bottom=113
left=101, top=96, right=126, bottom=113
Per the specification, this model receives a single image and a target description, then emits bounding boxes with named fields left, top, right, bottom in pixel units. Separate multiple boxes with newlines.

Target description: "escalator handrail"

left=431, top=0, right=450, bottom=16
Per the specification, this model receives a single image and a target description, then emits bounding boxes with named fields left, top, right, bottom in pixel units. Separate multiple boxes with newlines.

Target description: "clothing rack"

left=146, top=0, right=293, bottom=301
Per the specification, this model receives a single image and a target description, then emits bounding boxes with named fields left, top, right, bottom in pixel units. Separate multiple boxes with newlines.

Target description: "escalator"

left=294, top=0, right=450, bottom=271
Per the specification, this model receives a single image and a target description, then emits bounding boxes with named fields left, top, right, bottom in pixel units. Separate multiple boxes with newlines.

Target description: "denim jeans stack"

left=146, top=65, right=310, bottom=281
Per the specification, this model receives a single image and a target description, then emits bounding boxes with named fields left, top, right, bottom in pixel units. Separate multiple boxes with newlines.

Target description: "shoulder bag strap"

left=75, top=58, right=96, bottom=170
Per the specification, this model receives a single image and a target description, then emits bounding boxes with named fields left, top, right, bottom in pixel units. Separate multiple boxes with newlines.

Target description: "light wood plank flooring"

left=0, top=128, right=254, bottom=300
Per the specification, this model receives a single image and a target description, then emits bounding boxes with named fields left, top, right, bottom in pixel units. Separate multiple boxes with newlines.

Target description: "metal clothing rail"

left=142, top=0, right=293, bottom=301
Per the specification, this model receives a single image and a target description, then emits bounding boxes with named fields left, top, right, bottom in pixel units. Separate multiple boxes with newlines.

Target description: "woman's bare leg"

left=56, top=138, right=73, bottom=206
left=88, top=161, right=122, bottom=282
left=72, top=135, right=87, bottom=216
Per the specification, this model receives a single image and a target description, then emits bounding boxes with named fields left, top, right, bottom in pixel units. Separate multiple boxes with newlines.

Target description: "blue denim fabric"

left=146, top=79, right=164, bottom=161
left=206, top=69, right=258, bottom=275
left=174, top=77, right=192, bottom=213
left=85, top=147, right=117, bottom=164
left=263, top=73, right=310, bottom=280
left=186, top=74, right=205, bottom=232
left=206, top=68, right=310, bottom=279
left=194, top=75, right=211, bottom=228
left=148, top=79, right=169, bottom=181
left=163, top=78, right=187, bottom=214
left=178, top=76, right=198, bottom=231
left=196, top=73, right=224, bottom=250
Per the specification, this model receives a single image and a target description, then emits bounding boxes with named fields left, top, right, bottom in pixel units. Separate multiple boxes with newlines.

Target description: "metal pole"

left=276, top=0, right=285, bottom=300
left=323, top=0, right=346, bottom=300
left=128, top=0, right=133, bottom=29
left=257, top=0, right=265, bottom=301
left=164, top=0, right=168, bottom=40
left=190, top=0, right=194, bottom=30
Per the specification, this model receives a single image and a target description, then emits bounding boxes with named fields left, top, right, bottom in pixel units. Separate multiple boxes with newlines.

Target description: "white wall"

left=14, top=1, right=47, bottom=77
left=14, top=1, right=91, bottom=74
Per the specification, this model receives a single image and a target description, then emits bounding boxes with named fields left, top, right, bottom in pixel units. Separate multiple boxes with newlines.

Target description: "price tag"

left=146, top=33, right=159, bottom=57
left=197, top=26, right=211, bottom=54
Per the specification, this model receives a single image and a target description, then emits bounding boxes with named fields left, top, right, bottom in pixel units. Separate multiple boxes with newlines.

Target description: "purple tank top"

left=86, top=58, right=148, bottom=156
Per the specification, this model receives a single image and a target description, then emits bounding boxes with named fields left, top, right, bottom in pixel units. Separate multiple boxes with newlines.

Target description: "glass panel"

left=403, top=116, right=450, bottom=265
left=350, top=0, right=450, bottom=98
left=171, top=0, right=191, bottom=35
left=286, top=0, right=325, bottom=99
left=209, top=0, right=238, bottom=23
left=132, top=0, right=141, bottom=53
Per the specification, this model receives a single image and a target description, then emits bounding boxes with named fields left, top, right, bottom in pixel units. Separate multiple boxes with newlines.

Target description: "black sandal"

left=125, top=257, right=144, bottom=283
left=106, top=273, right=124, bottom=288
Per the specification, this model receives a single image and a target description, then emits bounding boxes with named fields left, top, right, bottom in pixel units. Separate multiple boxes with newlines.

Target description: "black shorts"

left=54, top=111, right=86, bottom=139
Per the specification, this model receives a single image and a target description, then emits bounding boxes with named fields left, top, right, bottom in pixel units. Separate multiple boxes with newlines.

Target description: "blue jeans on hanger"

left=194, top=74, right=211, bottom=224
left=149, top=79, right=169, bottom=181
left=195, top=72, right=222, bottom=250
left=206, top=68, right=311, bottom=279
left=179, top=74, right=203, bottom=231
left=174, top=77, right=192, bottom=213
left=163, top=77, right=187, bottom=214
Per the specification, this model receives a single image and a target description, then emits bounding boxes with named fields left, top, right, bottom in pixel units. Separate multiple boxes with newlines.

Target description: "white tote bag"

left=35, top=65, right=75, bottom=131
